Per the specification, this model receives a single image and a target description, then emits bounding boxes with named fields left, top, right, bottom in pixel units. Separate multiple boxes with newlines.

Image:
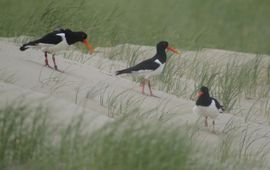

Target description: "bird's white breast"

left=193, top=100, right=220, bottom=119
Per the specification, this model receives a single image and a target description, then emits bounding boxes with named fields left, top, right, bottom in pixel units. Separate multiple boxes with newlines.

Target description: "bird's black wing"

left=33, top=31, right=63, bottom=45
left=20, top=30, right=64, bottom=51
left=211, top=97, right=224, bottom=111
left=116, top=58, right=160, bottom=75
left=130, top=58, right=160, bottom=71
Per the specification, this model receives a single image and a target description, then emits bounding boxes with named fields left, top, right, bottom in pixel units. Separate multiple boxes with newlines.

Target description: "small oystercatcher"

left=20, top=28, right=94, bottom=71
left=116, top=41, right=180, bottom=96
left=193, top=86, right=224, bottom=132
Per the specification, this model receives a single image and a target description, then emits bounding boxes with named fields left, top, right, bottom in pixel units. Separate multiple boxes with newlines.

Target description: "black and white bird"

left=116, top=41, right=180, bottom=96
left=20, top=28, right=94, bottom=71
left=193, top=86, right=224, bottom=132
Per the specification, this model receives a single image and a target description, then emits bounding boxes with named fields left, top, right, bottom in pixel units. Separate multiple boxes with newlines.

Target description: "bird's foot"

left=140, top=92, right=159, bottom=98
left=45, top=64, right=53, bottom=69
left=44, top=64, right=64, bottom=73
left=53, top=65, right=64, bottom=73
left=150, top=94, right=160, bottom=98
left=54, top=67, right=64, bottom=73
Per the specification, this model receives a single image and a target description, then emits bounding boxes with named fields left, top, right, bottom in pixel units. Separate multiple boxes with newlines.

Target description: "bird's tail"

left=20, top=41, right=37, bottom=51
left=212, top=98, right=225, bottom=113
left=20, top=44, right=28, bottom=51
left=115, top=68, right=132, bottom=75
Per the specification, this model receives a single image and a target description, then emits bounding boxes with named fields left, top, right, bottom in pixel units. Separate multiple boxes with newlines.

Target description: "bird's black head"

left=197, top=86, right=210, bottom=97
left=78, top=31, right=87, bottom=41
left=195, top=86, right=213, bottom=106
left=72, top=31, right=87, bottom=42
left=63, top=29, right=87, bottom=44
left=157, top=41, right=169, bottom=50
left=156, top=41, right=180, bottom=56
left=60, top=29, right=93, bottom=54
left=154, top=41, right=169, bottom=63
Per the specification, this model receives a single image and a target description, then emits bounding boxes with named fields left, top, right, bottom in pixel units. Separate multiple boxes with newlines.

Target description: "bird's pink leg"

left=146, top=80, right=159, bottom=97
left=141, top=79, right=146, bottom=95
left=44, top=52, right=49, bottom=66
left=52, top=55, right=58, bottom=70
left=147, top=80, right=153, bottom=96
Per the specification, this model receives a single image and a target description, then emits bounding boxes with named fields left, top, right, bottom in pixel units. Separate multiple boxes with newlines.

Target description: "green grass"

left=0, top=101, right=51, bottom=169
left=0, top=101, right=192, bottom=170
left=1, top=0, right=270, bottom=54
left=86, top=118, right=191, bottom=170
left=1, top=99, right=269, bottom=170
left=160, top=54, right=270, bottom=112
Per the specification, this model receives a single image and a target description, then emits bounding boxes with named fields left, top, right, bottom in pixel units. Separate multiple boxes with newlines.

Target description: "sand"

left=0, top=38, right=270, bottom=168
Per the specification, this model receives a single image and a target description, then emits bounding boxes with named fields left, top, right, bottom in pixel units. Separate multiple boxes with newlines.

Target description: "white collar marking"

left=56, top=33, right=67, bottom=43
left=56, top=33, right=65, bottom=37
left=154, top=59, right=162, bottom=65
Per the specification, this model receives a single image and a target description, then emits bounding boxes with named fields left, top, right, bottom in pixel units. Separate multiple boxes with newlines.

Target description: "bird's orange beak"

left=167, top=46, right=181, bottom=55
left=197, top=91, right=204, bottom=97
left=83, top=39, right=94, bottom=54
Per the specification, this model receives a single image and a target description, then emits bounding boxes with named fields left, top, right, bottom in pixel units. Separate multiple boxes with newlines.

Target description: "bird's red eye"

left=197, top=91, right=204, bottom=96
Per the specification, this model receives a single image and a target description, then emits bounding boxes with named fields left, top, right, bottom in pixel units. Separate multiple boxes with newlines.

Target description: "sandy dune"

left=1, top=38, right=270, bottom=168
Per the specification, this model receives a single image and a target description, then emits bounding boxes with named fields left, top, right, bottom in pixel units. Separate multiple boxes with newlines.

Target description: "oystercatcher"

left=20, top=28, right=94, bottom=71
left=116, top=41, right=180, bottom=96
left=193, top=86, right=224, bottom=132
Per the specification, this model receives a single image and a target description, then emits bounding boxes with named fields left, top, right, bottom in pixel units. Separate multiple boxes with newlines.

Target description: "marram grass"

left=0, top=101, right=192, bottom=170
left=1, top=0, right=270, bottom=54
left=0, top=101, right=269, bottom=170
